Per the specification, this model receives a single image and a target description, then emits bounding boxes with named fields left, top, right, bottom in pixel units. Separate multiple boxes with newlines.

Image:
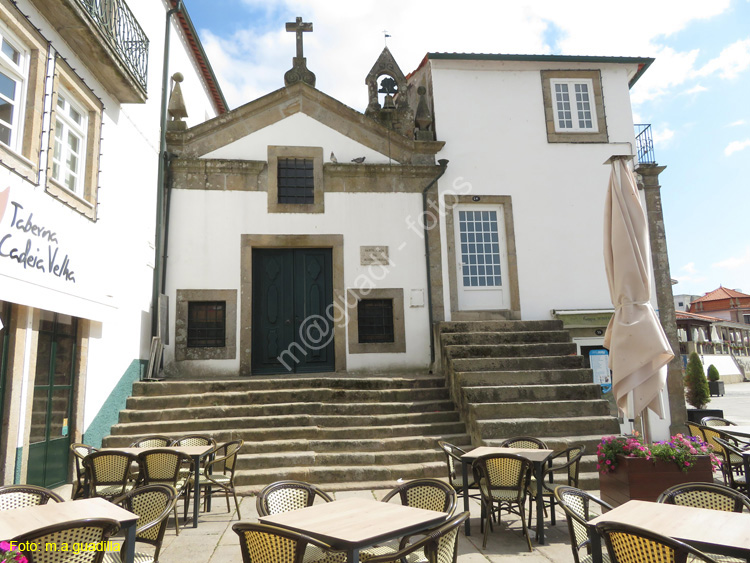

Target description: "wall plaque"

left=360, top=245, right=389, bottom=265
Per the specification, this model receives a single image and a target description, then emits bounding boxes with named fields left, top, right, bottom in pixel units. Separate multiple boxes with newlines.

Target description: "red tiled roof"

left=675, top=311, right=722, bottom=322
left=692, top=286, right=750, bottom=303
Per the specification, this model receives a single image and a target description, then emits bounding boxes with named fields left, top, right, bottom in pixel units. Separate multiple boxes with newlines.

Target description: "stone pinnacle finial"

left=167, top=72, right=188, bottom=131
left=284, top=16, right=316, bottom=87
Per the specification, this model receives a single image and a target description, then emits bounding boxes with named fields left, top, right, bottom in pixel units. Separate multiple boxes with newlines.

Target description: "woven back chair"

left=712, top=437, right=748, bottom=493
left=363, top=511, right=470, bottom=563
left=232, top=522, right=347, bottom=563
left=437, top=440, right=479, bottom=499
left=130, top=435, right=173, bottom=448
left=499, top=436, right=548, bottom=449
left=528, top=444, right=585, bottom=529
left=200, top=439, right=244, bottom=519
left=596, top=521, right=718, bottom=563
left=83, top=450, right=140, bottom=500
left=111, top=484, right=178, bottom=563
left=555, top=486, right=613, bottom=563
left=70, top=443, right=97, bottom=500
left=12, top=518, right=121, bottom=563
left=137, top=449, right=193, bottom=535
left=256, top=480, right=333, bottom=517
left=685, top=422, right=705, bottom=440
left=171, top=434, right=216, bottom=447
left=381, top=478, right=456, bottom=515
left=472, top=452, right=533, bottom=550
left=0, top=484, right=64, bottom=511
left=700, top=417, right=736, bottom=427
left=658, top=481, right=750, bottom=512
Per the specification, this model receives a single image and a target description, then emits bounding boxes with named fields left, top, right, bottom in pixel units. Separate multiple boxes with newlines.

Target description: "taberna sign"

left=0, top=186, right=76, bottom=283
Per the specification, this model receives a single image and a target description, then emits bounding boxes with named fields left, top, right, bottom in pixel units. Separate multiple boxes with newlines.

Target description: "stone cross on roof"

left=284, top=16, right=316, bottom=87
left=286, top=17, right=312, bottom=59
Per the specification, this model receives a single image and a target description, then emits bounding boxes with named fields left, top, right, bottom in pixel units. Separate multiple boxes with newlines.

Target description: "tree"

left=684, top=351, right=710, bottom=409
left=707, top=364, right=720, bottom=382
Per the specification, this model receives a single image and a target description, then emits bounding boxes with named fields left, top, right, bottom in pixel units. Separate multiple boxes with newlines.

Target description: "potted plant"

left=684, top=351, right=723, bottom=422
left=597, top=433, right=719, bottom=508
left=707, top=364, right=725, bottom=397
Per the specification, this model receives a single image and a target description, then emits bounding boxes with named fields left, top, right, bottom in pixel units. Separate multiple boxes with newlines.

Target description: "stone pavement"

left=155, top=488, right=576, bottom=563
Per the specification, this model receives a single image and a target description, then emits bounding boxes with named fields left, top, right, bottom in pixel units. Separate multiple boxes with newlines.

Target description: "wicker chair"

left=658, top=481, right=750, bottom=512
left=83, top=450, right=141, bottom=500
left=232, top=522, right=347, bottom=563
left=713, top=437, right=748, bottom=493
left=130, top=435, right=173, bottom=448
left=198, top=439, right=243, bottom=519
left=500, top=436, right=549, bottom=449
left=596, top=521, right=719, bottom=563
left=554, top=486, right=613, bottom=563
left=437, top=441, right=480, bottom=499
left=527, top=444, right=585, bottom=529
left=472, top=452, right=533, bottom=550
left=70, top=443, right=97, bottom=500
left=12, top=518, right=121, bottom=563
left=380, top=478, right=456, bottom=515
left=256, top=480, right=334, bottom=517
left=701, top=417, right=737, bottom=427
left=363, top=511, right=469, bottom=563
left=105, top=484, right=178, bottom=563
left=0, top=484, right=64, bottom=511
left=137, top=449, right=193, bottom=535
left=686, top=422, right=705, bottom=440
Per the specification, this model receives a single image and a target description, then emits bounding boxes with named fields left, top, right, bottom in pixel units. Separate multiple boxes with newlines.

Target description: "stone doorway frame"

left=240, top=234, right=346, bottom=375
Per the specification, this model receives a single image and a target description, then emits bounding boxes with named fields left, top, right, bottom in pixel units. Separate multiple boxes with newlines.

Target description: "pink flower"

left=0, top=542, right=11, bottom=551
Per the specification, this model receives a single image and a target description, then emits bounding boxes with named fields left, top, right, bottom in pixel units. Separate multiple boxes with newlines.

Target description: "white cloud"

left=728, top=119, right=746, bottom=127
left=712, top=247, right=750, bottom=270
left=724, top=139, right=750, bottom=156
left=652, top=126, right=675, bottom=146
left=682, top=262, right=698, bottom=274
left=683, top=84, right=707, bottom=95
left=695, top=38, right=750, bottom=79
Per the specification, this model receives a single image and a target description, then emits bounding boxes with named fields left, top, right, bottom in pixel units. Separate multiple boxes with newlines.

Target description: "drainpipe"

left=422, top=158, right=449, bottom=372
left=151, top=0, right=183, bottom=340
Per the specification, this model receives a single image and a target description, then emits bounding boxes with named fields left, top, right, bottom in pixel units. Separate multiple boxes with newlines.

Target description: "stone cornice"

left=166, top=82, right=444, bottom=164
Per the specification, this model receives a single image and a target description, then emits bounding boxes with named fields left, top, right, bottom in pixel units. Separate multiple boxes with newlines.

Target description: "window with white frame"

left=0, top=27, right=26, bottom=151
left=550, top=78, right=596, bottom=132
left=51, top=90, right=88, bottom=195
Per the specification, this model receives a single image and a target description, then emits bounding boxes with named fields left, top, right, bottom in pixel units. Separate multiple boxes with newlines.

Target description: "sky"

left=183, top=0, right=750, bottom=299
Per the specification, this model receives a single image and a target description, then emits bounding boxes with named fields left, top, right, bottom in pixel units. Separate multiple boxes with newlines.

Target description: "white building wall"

left=428, top=60, right=642, bottom=321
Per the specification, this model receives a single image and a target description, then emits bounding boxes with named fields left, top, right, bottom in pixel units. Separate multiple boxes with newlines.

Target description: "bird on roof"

left=351, top=156, right=366, bottom=164
left=330, top=152, right=337, bottom=163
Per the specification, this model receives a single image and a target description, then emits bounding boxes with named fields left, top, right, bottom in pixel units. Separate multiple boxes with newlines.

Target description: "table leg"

left=462, top=459, right=471, bottom=536
left=535, top=461, right=545, bottom=545
left=192, top=454, right=200, bottom=528
left=122, top=521, right=136, bottom=563
left=349, top=548, right=359, bottom=563
left=589, top=526, right=603, bottom=563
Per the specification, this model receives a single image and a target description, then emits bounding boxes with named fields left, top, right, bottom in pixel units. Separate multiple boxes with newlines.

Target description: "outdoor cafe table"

left=101, top=444, right=215, bottom=528
left=459, top=446, right=554, bottom=544
left=259, top=496, right=448, bottom=563
left=0, top=497, right=138, bottom=563
left=718, top=425, right=750, bottom=440
left=589, top=499, right=750, bottom=562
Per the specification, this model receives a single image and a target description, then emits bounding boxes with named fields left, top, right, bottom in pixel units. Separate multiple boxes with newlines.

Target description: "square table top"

left=589, top=499, right=750, bottom=556
left=718, top=425, right=750, bottom=440
left=100, top=445, right=214, bottom=456
left=0, top=497, right=138, bottom=539
left=461, top=446, right=554, bottom=463
left=259, top=497, right=448, bottom=550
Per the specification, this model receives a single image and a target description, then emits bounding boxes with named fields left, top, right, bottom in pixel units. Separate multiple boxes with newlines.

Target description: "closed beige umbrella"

left=603, top=157, right=673, bottom=423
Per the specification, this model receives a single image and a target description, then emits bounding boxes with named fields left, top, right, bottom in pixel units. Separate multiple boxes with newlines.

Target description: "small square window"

left=278, top=157, right=314, bottom=204
left=541, top=70, right=607, bottom=143
left=187, top=301, right=226, bottom=348
left=357, top=298, right=394, bottom=344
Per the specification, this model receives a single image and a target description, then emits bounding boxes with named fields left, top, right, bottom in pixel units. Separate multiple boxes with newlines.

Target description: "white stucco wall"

left=427, top=59, right=643, bottom=321
left=2, top=0, right=221, bottom=438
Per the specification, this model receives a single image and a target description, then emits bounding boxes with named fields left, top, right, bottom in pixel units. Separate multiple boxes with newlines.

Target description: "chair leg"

left=482, top=500, right=491, bottom=549
left=173, top=504, right=180, bottom=536
left=550, top=495, right=556, bottom=526
left=232, top=489, right=241, bottom=519
left=519, top=502, right=532, bottom=552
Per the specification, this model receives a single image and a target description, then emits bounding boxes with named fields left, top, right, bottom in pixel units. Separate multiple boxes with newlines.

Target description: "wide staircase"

left=103, top=374, right=472, bottom=493
left=440, top=319, right=620, bottom=489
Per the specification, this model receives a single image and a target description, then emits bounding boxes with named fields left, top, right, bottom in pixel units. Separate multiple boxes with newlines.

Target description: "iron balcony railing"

left=635, top=124, right=655, bottom=164
left=77, top=0, right=149, bottom=91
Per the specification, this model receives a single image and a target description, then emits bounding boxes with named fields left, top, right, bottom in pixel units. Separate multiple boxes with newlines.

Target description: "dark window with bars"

left=357, top=299, right=394, bottom=343
left=187, top=301, right=226, bottom=348
left=278, top=158, right=314, bottom=204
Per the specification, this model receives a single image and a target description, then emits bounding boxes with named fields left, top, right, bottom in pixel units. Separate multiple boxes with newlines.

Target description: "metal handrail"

left=635, top=124, right=655, bottom=165
left=77, top=0, right=149, bottom=91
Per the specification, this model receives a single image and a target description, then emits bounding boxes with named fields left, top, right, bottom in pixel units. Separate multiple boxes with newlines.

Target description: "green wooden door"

left=27, top=312, right=77, bottom=488
left=252, top=249, right=334, bottom=374
left=0, top=302, right=10, bottom=435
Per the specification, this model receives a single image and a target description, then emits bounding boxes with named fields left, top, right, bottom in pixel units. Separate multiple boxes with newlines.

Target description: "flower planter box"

left=599, top=454, right=714, bottom=508
left=686, top=408, right=724, bottom=423
left=708, top=380, right=725, bottom=397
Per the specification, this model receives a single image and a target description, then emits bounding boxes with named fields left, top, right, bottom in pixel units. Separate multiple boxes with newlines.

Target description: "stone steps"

left=444, top=342, right=578, bottom=359
left=104, top=375, right=473, bottom=489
